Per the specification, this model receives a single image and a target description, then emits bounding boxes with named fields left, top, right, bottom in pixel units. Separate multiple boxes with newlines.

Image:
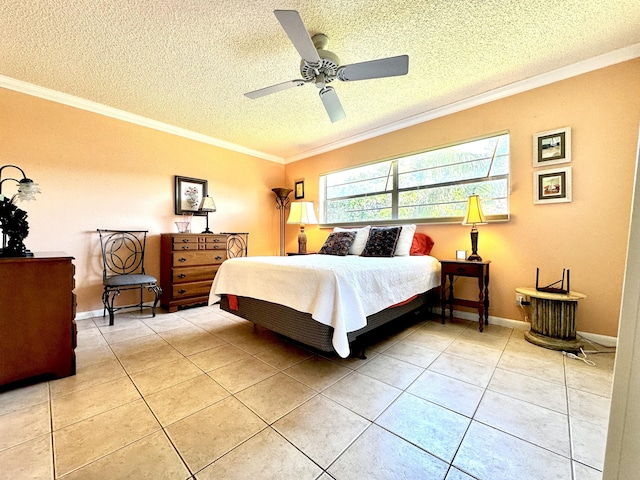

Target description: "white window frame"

left=319, top=132, right=510, bottom=226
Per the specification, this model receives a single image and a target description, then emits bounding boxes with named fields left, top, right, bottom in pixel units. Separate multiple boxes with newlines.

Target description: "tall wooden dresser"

left=0, top=252, right=77, bottom=387
left=160, top=233, right=228, bottom=312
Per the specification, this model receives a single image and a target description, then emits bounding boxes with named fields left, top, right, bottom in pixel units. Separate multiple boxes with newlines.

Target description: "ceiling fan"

left=244, top=10, right=409, bottom=123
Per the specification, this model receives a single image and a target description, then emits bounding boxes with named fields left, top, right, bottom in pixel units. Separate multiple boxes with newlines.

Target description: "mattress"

left=209, top=254, right=441, bottom=357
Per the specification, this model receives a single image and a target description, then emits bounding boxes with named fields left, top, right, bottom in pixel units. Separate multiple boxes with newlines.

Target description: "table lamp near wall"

left=0, top=164, right=41, bottom=257
left=462, top=194, right=487, bottom=261
left=198, top=195, right=216, bottom=234
left=287, top=201, right=318, bottom=254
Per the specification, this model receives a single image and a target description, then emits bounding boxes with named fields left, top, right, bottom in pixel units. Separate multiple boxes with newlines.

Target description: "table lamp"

left=287, top=201, right=318, bottom=254
left=462, top=194, right=487, bottom=261
left=198, top=195, right=216, bottom=234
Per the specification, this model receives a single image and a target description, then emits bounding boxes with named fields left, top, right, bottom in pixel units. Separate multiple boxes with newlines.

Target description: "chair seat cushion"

left=104, top=274, right=158, bottom=287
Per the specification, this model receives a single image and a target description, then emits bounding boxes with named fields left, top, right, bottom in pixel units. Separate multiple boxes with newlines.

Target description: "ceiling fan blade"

left=245, top=80, right=306, bottom=99
left=319, top=87, right=346, bottom=123
left=338, top=55, right=409, bottom=82
left=274, top=10, right=321, bottom=64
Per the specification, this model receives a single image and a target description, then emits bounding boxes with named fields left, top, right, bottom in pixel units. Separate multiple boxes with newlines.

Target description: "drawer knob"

left=215, top=256, right=222, bottom=261
left=178, top=289, right=187, bottom=294
left=181, top=239, right=190, bottom=243
left=178, top=257, right=187, bottom=262
left=182, top=245, right=189, bottom=250
left=178, top=273, right=186, bottom=278
left=457, top=267, right=465, bottom=273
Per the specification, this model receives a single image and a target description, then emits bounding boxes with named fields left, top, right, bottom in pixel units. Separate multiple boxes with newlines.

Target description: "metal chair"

left=97, top=229, right=162, bottom=325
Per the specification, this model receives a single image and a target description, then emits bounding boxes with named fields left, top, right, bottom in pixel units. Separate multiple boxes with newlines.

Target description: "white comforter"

left=209, top=254, right=441, bottom=357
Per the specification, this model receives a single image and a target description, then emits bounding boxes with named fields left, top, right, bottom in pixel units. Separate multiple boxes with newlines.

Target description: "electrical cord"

left=562, top=347, right=596, bottom=366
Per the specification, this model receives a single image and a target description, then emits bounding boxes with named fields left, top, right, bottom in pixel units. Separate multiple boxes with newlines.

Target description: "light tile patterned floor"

left=0, top=305, right=614, bottom=479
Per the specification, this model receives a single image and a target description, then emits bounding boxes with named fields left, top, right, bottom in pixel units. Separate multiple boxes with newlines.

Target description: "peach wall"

left=2, top=59, right=638, bottom=335
left=285, top=59, right=640, bottom=337
left=0, top=88, right=284, bottom=314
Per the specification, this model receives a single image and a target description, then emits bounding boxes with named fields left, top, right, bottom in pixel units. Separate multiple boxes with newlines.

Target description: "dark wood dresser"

left=160, top=233, right=228, bottom=312
left=0, top=252, right=77, bottom=387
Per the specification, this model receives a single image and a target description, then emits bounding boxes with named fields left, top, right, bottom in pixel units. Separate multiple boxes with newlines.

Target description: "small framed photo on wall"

left=175, top=176, right=208, bottom=215
left=534, top=167, right=572, bottom=204
left=295, top=180, right=305, bottom=199
left=533, top=127, right=571, bottom=167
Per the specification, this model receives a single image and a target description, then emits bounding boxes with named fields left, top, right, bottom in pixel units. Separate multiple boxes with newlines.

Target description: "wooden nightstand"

left=440, top=259, right=491, bottom=331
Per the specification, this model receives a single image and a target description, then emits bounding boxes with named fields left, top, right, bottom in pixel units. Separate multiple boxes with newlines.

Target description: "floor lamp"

left=272, top=188, right=292, bottom=256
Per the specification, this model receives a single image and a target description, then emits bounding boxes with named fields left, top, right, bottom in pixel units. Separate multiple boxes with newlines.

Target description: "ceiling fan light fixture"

left=300, top=46, right=340, bottom=82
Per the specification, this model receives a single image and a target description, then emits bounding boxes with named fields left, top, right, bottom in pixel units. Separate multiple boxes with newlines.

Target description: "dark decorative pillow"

left=318, top=231, right=356, bottom=256
left=361, top=226, right=403, bottom=257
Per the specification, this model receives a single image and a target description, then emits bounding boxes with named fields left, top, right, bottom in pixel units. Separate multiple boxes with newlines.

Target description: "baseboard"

left=577, top=331, right=618, bottom=348
left=433, top=307, right=529, bottom=331
left=436, top=307, right=618, bottom=345
left=75, top=309, right=103, bottom=320
left=75, top=306, right=154, bottom=321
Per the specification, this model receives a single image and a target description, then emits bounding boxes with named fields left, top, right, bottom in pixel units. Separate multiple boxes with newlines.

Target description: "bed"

left=208, top=227, right=440, bottom=357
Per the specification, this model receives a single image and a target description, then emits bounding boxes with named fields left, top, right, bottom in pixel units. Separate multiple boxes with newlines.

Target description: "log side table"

left=516, top=287, right=586, bottom=352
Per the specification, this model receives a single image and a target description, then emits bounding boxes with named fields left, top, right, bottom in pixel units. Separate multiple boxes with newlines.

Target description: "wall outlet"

left=516, top=293, right=527, bottom=305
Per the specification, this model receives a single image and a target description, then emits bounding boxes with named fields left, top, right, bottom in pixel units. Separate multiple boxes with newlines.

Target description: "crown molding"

left=283, top=42, right=640, bottom=163
left=0, top=75, right=285, bottom=164
left=2, top=42, right=638, bottom=165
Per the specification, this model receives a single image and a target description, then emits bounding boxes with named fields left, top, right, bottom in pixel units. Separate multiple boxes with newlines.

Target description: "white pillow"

left=333, top=226, right=371, bottom=255
left=393, top=224, right=416, bottom=256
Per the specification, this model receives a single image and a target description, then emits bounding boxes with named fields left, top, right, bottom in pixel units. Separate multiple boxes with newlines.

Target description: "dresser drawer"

left=172, top=250, right=227, bottom=267
left=173, top=235, right=227, bottom=251
left=202, top=243, right=226, bottom=251
left=172, top=265, right=219, bottom=283
left=173, top=235, right=200, bottom=246
left=173, top=280, right=214, bottom=298
left=173, top=241, right=200, bottom=251
left=200, top=235, right=226, bottom=245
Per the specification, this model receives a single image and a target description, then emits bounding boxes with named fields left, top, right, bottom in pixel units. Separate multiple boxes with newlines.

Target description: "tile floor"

left=0, top=305, right=614, bottom=479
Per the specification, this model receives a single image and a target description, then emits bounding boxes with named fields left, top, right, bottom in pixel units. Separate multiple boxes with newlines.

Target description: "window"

left=320, top=132, right=509, bottom=225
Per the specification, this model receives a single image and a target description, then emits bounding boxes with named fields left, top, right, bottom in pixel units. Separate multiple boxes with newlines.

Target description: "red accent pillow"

left=410, top=233, right=435, bottom=256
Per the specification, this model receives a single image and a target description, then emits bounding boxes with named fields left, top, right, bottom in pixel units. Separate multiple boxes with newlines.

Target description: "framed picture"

left=294, top=180, right=305, bottom=199
left=534, top=167, right=572, bottom=204
left=175, top=176, right=207, bottom=215
left=533, top=127, right=571, bottom=167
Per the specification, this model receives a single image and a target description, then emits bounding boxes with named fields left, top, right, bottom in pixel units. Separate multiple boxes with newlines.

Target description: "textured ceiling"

left=2, top=0, right=640, bottom=162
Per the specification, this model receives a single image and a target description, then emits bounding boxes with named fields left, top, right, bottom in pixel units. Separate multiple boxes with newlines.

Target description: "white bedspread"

left=208, top=254, right=441, bottom=357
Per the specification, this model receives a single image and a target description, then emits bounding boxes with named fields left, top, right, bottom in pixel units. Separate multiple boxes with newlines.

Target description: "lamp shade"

left=287, top=202, right=318, bottom=225
left=462, top=194, right=487, bottom=225
left=0, top=164, right=41, bottom=202
left=198, top=195, right=217, bottom=212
